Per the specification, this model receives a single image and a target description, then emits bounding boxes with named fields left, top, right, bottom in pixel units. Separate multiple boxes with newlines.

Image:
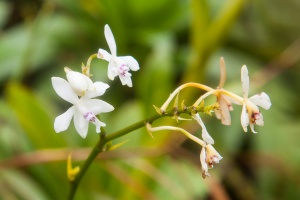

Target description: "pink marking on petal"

left=84, top=112, right=96, bottom=122
left=119, top=64, right=130, bottom=76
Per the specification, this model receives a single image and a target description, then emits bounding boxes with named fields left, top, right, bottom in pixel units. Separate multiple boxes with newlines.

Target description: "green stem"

left=105, top=114, right=161, bottom=142
left=82, top=53, right=98, bottom=76
left=86, top=54, right=98, bottom=69
left=67, top=138, right=105, bottom=200
left=67, top=106, right=203, bottom=199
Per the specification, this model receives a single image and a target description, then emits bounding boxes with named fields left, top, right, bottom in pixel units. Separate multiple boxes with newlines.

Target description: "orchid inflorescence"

left=52, top=24, right=139, bottom=138
left=51, top=24, right=271, bottom=197
left=147, top=57, right=271, bottom=178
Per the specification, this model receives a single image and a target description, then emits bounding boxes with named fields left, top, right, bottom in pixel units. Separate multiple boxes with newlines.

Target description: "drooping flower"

left=97, top=24, right=139, bottom=87
left=192, top=113, right=214, bottom=145
left=51, top=74, right=114, bottom=138
left=240, top=65, right=271, bottom=133
left=200, top=144, right=223, bottom=179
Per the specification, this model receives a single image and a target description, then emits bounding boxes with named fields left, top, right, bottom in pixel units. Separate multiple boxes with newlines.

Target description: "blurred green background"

left=1, top=0, right=300, bottom=199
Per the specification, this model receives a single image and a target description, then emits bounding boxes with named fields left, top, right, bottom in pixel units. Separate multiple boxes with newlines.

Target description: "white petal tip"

left=54, top=129, right=61, bottom=134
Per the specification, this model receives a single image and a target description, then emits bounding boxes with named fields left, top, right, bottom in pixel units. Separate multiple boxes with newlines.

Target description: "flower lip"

left=84, top=112, right=96, bottom=122
left=119, top=64, right=130, bottom=76
left=206, top=144, right=223, bottom=165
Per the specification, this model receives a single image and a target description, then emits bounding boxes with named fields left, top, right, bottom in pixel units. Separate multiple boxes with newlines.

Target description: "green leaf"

left=0, top=169, right=48, bottom=200
left=205, top=0, right=245, bottom=55
left=5, top=82, right=66, bottom=148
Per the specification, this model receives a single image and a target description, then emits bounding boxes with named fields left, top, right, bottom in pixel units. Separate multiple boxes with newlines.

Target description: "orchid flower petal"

left=73, top=109, right=89, bottom=138
left=119, top=56, right=140, bottom=71
left=51, top=77, right=78, bottom=104
left=218, top=57, right=226, bottom=88
left=84, top=82, right=110, bottom=99
left=206, top=144, right=223, bottom=164
left=241, top=65, right=249, bottom=99
left=97, top=49, right=112, bottom=62
left=104, top=24, right=117, bottom=57
left=255, top=115, right=264, bottom=126
left=200, top=147, right=207, bottom=170
left=54, top=106, right=75, bottom=133
left=202, top=128, right=215, bottom=145
left=108, top=61, right=118, bottom=80
left=219, top=97, right=231, bottom=125
left=214, top=108, right=221, bottom=120
left=81, top=99, right=114, bottom=115
left=241, top=103, right=249, bottom=132
left=249, top=92, right=271, bottom=110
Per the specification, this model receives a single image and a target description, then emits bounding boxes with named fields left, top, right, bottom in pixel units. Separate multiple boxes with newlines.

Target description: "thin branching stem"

left=68, top=138, right=105, bottom=200
left=160, top=82, right=214, bottom=111
left=67, top=81, right=247, bottom=199
left=82, top=53, right=98, bottom=76
left=67, top=105, right=204, bottom=199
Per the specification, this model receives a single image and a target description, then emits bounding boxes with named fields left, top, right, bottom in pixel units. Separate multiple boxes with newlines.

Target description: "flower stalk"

left=82, top=53, right=98, bottom=77
left=146, top=125, right=206, bottom=146
left=160, top=82, right=214, bottom=113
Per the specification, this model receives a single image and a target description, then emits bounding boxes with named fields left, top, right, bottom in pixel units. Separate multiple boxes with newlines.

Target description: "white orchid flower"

left=200, top=144, right=223, bottom=179
left=51, top=75, right=114, bottom=138
left=97, top=24, right=139, bottom=87
left=240, top=65, right=271, bottom=133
